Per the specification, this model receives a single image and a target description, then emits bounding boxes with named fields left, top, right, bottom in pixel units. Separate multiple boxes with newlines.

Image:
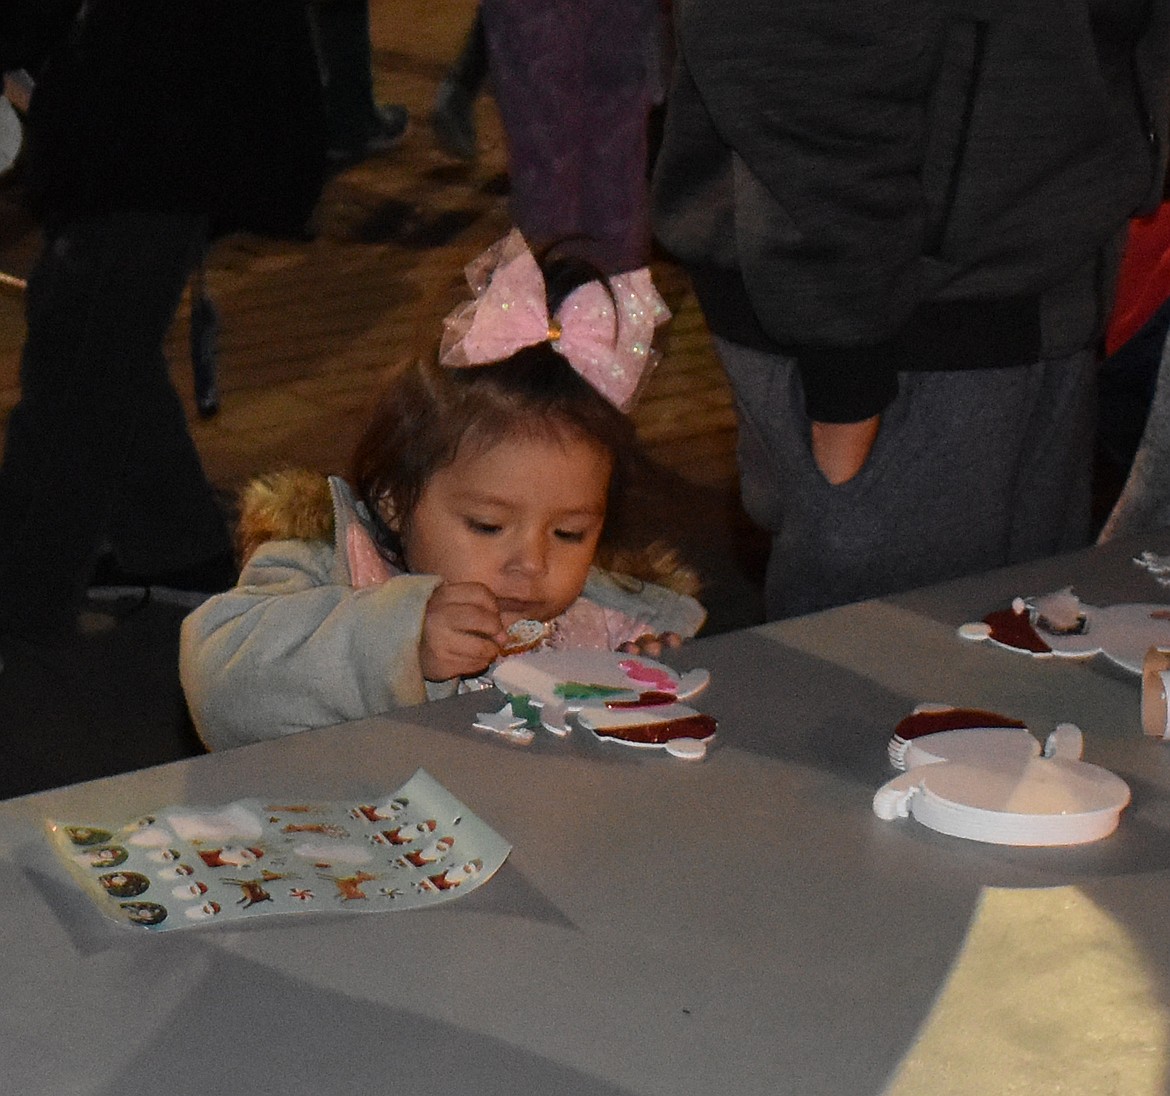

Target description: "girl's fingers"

left=616, top=633, right=684, bottom=657
left=429, top=582, right=505, bottom=641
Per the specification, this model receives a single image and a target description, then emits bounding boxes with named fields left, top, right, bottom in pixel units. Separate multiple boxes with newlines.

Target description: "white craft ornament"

left=874, top=715, right=1130, bottom=846
left=488, top=649, right=715, bottom=755
left=959, top=587, right=1170, bottom=674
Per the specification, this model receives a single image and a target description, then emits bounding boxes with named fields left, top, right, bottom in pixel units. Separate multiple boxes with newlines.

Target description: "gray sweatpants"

left=714, top=336, right=1097, bottom=619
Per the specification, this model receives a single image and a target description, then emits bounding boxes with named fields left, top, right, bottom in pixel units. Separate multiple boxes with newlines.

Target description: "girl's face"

left=395, top=431, right=611, bottom=626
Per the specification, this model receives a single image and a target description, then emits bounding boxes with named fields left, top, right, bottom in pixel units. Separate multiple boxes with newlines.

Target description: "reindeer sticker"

left=320, top=870, right=379, bottom=902
left=221, top=877, right=274, bottom=909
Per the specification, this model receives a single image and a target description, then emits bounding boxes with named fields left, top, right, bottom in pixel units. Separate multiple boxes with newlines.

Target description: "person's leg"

left=482, top=0, right=653, bottom=272
left=309, top=0, right=406, bottom=159
left=0, top=211, right=231, bottom=638
left=481, top=0, right=584, bottom=251
left=714, top=336, right=1096, bottom=619
left=311, top=0, right=377, bottom=148
left=432, top=6, right=488, bottom=163
left=577, top=0, right=655, bottom=272
left=449, top=6, right=489, bottom=97
left=1004, top=349, right=1097, bottom=561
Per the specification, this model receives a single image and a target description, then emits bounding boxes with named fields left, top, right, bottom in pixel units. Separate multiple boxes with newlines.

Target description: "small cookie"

left=500, top=618, right=551, bottom=656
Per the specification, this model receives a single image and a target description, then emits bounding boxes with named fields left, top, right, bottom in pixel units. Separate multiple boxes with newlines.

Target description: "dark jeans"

left=309, top=0, right=381, bottom=150
left=447, top=6, right=489, bottom=96
left=0, top=210, right=232, bottom=637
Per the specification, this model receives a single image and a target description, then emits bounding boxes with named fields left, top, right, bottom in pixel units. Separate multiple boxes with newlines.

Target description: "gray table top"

left=5, top=532, right=1170, bottom=1096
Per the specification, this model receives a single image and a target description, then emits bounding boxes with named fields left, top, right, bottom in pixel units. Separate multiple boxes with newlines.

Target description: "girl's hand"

left=420, top=582, right=507, bottom=682
left=617, top=632, right=683, bottom=658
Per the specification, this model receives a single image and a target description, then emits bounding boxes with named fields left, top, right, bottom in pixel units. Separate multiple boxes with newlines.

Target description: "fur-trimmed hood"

left=236, top=469, right=340, bottom=565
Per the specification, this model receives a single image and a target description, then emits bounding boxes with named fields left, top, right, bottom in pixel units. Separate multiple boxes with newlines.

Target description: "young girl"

left=180, top=231, right=706, bottom=751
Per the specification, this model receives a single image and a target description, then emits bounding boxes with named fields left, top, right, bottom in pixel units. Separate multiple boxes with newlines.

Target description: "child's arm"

left=179, top=540, right=442, bottom=750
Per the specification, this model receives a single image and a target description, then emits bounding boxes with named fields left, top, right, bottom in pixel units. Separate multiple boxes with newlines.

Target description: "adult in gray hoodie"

left=653, top=0, right=1170, bottom=618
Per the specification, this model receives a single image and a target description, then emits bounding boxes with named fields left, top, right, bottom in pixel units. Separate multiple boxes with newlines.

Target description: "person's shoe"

left=87, top=551, right=239, bottom=609
left=431, top=78, right=477, bottom=162
left=328, top=103, right=410, bottom=164
left=367, top=103, right=410, bottom=152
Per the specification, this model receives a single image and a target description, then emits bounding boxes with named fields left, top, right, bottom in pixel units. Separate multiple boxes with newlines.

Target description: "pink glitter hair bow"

left=438, top=229, right=670, bottom=411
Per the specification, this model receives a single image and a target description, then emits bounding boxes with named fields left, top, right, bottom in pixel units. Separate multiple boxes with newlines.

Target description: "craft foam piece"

left=489, top=649, right=715, bottom=754
left=665, top=738, right=708, bottom=761
left=472, top=702, right=537, bottom=745
left=874, top=716, right=1130, bottom=846
left=499, top=619, right=552, bottom=655
left=873, top=758, right=1131, bottom=845
left=577, top=701, right=717, bottom=754
left=491, top=649, right=710, bottom=709
left=887, top=704, right=1029, bottom=770
left=959, top=589, right=1170, bottom=674
left=899, top=727, right=1040, bottom=771
left=1134, top=549, right=1170, bottom=585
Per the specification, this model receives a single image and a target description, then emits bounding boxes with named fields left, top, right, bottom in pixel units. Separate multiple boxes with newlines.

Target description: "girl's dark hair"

left=349, top=250, right=637, bottom=558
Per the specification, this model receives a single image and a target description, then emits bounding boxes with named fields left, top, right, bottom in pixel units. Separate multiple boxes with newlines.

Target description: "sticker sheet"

left=47, top=770, right=511, bottom=931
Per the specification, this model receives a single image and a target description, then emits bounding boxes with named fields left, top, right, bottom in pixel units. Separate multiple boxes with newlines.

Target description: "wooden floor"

left=0, top=0, right=767, bottom=637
